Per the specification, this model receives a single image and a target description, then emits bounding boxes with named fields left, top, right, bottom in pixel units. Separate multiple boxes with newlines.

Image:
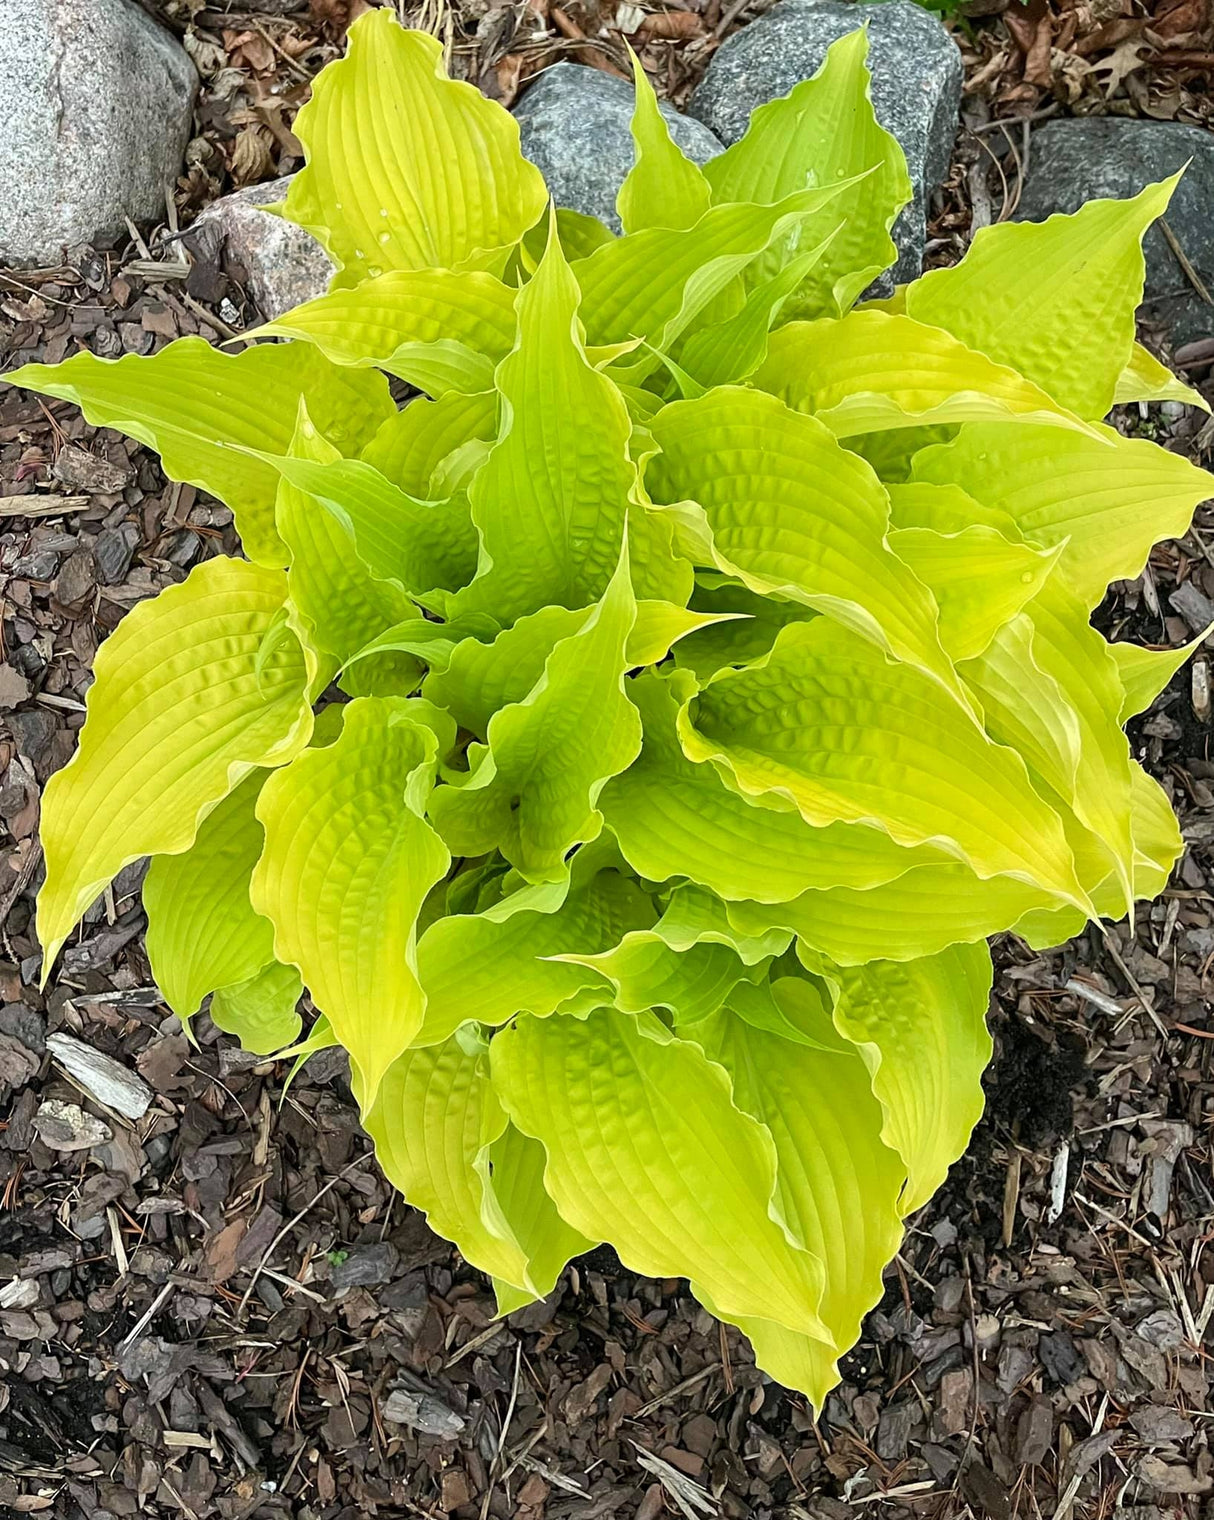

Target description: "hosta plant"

left=8, top=9, right=1213, bottom=1405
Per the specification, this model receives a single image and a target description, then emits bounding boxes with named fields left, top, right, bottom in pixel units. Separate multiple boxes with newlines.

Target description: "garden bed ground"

left=1, top=1, right=1214, bottom=1517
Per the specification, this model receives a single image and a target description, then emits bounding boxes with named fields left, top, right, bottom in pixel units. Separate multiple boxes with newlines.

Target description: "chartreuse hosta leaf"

left=826, top=944, right=994, bottom=1215
left=729, top=860, right=1062, bottom=966
left=39, top=557, right=312, bottom=976
left=282, top=7, right=545, bottom=287
left=1114, top=342, right=1209, bottom=411
left=601, top=669, right=943, bottom=903
left=573, top=179, right=861, bottom=381
left=275, top=402, right=417, bottom=697
left=362, top=390, right=497, bottom=498
left=254, top=269, right=519, bottom=395
left=251, top=699, right=450, bottom=1104
left=414, top=847, right=654, bottom=1046
left=886, top=525, right=1060, bottom=662
left=688, top=992, right=905, bottom=1404
left=703, top=28, right=911, bottom=319
left=553, top=884, right=786, bottom=1024
left=24, top=4, right=1213, bottom=1411
left=210, top=962, right=304, bottom=1057
left=681, top=618, right=1089, bottom=909
left=912, top=422, right=1214, bottom=610
left=493, top=1009, right=829, bottom=1338
left=252, top=449, right=479, bottom=604
left=489, top=1123, right=597, bottom=1315
left=645, top=387, right=957, bottom=690
left=969, top=577, right=1137, bottom=911
left=362, top=1037, right=534, bottom=1287
left=5, top=341, right=393, bottom=567
left=143, top=774, right=279, bottom=1026
left=429, top=549, right=642, bottom=881
left=754, top=311, right=1103, bottom=439
left=454, top=220, right=638, bottom=623
left=617, top=52, right=711, bottom=235
left=906, top=178, right=1178, bottom=421
left=1109, top=631, right=1209, bottom=722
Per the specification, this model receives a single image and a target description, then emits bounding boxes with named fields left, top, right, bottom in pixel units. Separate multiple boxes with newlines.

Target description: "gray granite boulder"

left=688, top=0, right=963, bottom=285
left=189, top=176, right=336, bottom=321
left=1015, top=119, right=1214, bottom=346
left=513, top=63, right=725, bottom=234
left=0, top=0, right=198, bottom=266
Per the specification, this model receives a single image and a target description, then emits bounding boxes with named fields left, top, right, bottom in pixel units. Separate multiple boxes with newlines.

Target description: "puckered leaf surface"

left=429, top=550, right=641, bottom=881
left=363, top=1038, right=534, bottom=1287
left=282, top=8, right=546, bottom=286
left=601, top=670, right=941, bottom=902
left=680, top=619, right=1088, bottom=907
left=754, top=311, right=1103, bottom=438
left=645, top=387, right=954, bottom=687
left=414, top=852, right=655, bottom=1045
left=690, top=993, right=905, bottom=1404
left=252, top=699, right=450, bottom=1103
left=912, top=423, right=1214, bottom=609
left=492, top=1009, right=828, bottom=1336
left=255, top=268, right=520, bottom=394
left=454, top=221, right=638, bottom=623
left=617, top=53, right=711, bottom=235
left=906, top=179, right=1176, bottom=420
left=38, top=557, right=313, bottom=975
left=827, top=941, right=994, bottom=1213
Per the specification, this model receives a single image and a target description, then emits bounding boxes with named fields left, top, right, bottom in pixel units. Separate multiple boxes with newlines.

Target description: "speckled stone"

left=512, top=63, right=725, bottom=234
left=688, top=0, right=963, bottom=284
left=189, top=175, right=336, bottom=321
left=1015, top=119, right=1214, bottom=345
left=0, top=0, right=197, bottom=265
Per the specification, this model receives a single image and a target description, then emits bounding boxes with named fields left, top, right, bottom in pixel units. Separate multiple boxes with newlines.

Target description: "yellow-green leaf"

left=5, top=340, right=394, bottom=567
left=362, top=391, right=497, bottom=496
left=362, top=1038, right=533, bottom=1287
left=429, top=549, right=641, bottom=882
left=645, top=388, right=957, bottom=691
left=143, top=774, right=275, bottom=1022
left=828, top=941, right=994, bottom=1213
left=415, top=850, right=654, bottom=1046
left=690, top=998, right=905, bottom=1404
left=210, top=961, right=303, bottom=1056
left=600, top=669, right=940, bottom=903
left=703, top=28, right=911, bottom=318
left=906, top=178, right=1177, bottom=420
left=490, top=1123, right=597, bottom=1314
left=680, top=618, right=1088, bottom=909
left=454, top=221, right=638, bottom=623
left=754, top=311, right=1103, bottom=439
left=282, top=9, right=546, bottom=287
left=1114, top=342, right=1209, bottom=412
left=251, top=698, right=450, bottom=1104
left=617, top=53, right=711, bottom=234
left=911, top=422, right=1214, bottom=610
left=255, top=268, right=519, bottom=394
left=886, top=523, right=1060, bottom=662
left=1109, top=632, right=1208, bottom=722
left=38, top=557, right=312, bottom=976
left=492, top=1009, right=828, bottom=1337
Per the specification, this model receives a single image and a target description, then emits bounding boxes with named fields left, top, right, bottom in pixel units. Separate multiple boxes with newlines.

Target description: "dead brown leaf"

left=638, top=8, right=707, bottom=38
